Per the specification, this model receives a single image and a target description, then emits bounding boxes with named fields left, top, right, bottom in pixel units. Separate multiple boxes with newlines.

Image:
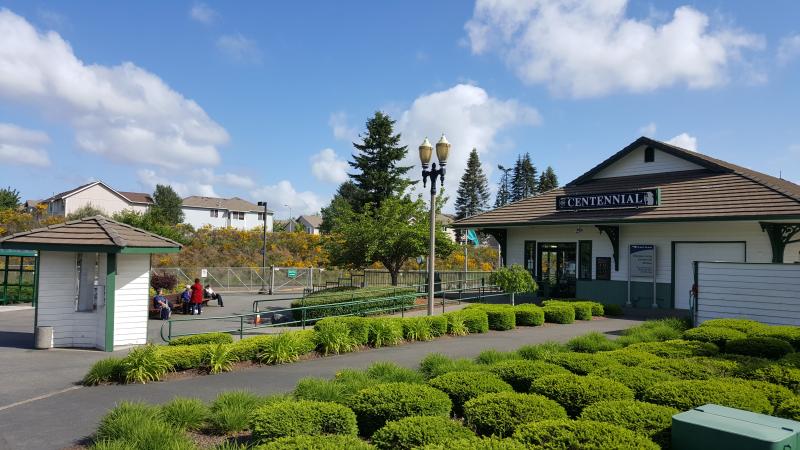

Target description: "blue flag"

left=466, top=229, right=479, bottom=247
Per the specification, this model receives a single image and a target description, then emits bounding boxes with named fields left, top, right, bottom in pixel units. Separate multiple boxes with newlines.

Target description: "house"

left=43, top=181, right=153, bottom=217
left=437, top=213, right=457, bottom=241
left=297, top=215, right=322, bottom=234
left=181, top=196, right=273, bottom=231
left=453, top=136, right=800, bottom=309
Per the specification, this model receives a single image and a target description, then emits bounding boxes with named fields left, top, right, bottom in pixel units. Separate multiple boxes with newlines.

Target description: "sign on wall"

left=629, top=244, right=655, bottom=277
left=556, top=189, right=659, bottom=211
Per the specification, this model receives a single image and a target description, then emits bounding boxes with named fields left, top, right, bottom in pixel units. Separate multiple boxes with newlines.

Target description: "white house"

left=182, top=196, right=273, bottom=231
left=297, top=215, right=322, bottom=235
left=44, top=181, right=153, bottom=217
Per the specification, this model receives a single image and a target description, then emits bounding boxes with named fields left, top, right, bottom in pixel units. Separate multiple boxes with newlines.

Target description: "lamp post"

left=419, top=135, right=450, bottom=316
left=284, top=204, right=293, bottom=232
left=257, top=201, right=269, bottom=294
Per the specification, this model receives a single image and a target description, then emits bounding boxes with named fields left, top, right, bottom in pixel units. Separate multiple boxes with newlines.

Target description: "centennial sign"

left=556, top=189, right=659, bottom=211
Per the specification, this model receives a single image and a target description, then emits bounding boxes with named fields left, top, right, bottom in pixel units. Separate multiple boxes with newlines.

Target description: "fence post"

left=240, top=316, right=244, bottom=340
left=302, top=307, right=306, bottom=330
left=309, top=267, right=313, bottom=290
left=269, top=266, right=275, bottom=295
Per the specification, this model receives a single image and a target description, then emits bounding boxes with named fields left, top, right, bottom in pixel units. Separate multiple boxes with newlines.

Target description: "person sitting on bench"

left=153, top=288, right=172, bottom=320
left=180, top=285, right=192, bottom=314
left=204, top=284, right=224, bottom=307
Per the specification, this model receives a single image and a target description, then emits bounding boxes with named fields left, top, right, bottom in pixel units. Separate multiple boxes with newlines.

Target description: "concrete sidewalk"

left=0, top=317, right=642, bottom=450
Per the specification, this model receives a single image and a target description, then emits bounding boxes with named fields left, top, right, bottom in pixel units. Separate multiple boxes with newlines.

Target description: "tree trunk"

left=389, top=269, right=398, bottom=286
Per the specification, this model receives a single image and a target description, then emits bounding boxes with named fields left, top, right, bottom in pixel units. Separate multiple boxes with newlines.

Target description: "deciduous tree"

left=0, top=187, right=21, bottom=210
left=150, top=184, right=184, bottom=225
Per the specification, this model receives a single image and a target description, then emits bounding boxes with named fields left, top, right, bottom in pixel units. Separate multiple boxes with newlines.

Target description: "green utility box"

left=673, top=404, right=800, bottom=450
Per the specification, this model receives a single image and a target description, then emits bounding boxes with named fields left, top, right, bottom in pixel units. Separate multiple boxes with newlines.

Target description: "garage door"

left=674, top=242, right=745, bottom=310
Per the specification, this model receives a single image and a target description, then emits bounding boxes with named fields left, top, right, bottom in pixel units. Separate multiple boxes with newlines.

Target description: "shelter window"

left=75, top=253, right=100, bottom=312
left=644, top=147, right=655, bottom=163
left=210, top=209, right=219, bottom=218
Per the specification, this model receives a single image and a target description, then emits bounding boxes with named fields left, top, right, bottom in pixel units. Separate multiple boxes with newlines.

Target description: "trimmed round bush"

left=428, top=371, right=513, bottom=415
left=752, top=326, right=800, bottom=349
left=725, top=337, right=794, bottom=359
left=571, top=303, right=593, bottom=320
left=426, top=316, right=449, bottom=337
left=460, top=308, right=490, bottom=334
left=489, top=359, right=570, bottom=392
left=592, top=365, right=677, bottom=398
left=603, top=303, right=624, bottom=316
left=600, top=349, right=661, bottom=366
left=566, top=332, right=621, bottom=353
left=517, top=342, right=568, bottom=361
left=371, top=416, right=474, bottom=450
left=780, top=352, right=800, bottom=368
left=250, top=399, right=357, bottom=443
left=580, top=400, right=678, bottom=448
left=777, top=397, right=800, bottom=421
left=700, top=318, right=766, bottom=334
left=346, top=382, right=452, bottom=436
left=641, top=358, right=731, bottom=380
left=420, top=436, right=526, bottom=450
left=719, top=378, right=795, bottom=412
left=544, top=351, right=620, bottom=375
left=542, top=304, right=575, bottom=324
left=513, top=419, right=660, bottom=450
left=684, top=326, right=746, bottom=348
left=257, top=434, right=374, bottom=450
left=514, top=304, right=544, bottom=326
left=627, top=339, right=719, bottom=358
left=529, top=374, right=634, bottom=417
left=168, top=332, right=233, bottom=346
left=463, top=392, right=567, bottom=437
left=467, top=305, right=516, bottom=331
left=735, top=361, right=800, bottom=390
left=642, top=379, right=772, bottom=413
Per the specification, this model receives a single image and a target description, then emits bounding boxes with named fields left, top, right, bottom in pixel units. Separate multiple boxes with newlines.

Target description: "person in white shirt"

left=204, top=284, right=224, bottom=307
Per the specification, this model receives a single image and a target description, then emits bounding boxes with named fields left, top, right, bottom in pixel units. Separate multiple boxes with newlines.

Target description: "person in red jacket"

left=191, top=278, right=204, bottom=315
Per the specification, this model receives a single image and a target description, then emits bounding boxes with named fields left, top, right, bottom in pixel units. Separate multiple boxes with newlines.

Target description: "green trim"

left=119, top=246, right=180, bottom=254
left=104, top=253, right=116, bottom=352
left=33, top=253, right=40, bottom=309
left=670, top=240, right=747, bottom=309
left=0, top=249, right=36, bottom=257
left=453, top=214, right=800, bottom=229
left=0, top=243, right=179, bottom=254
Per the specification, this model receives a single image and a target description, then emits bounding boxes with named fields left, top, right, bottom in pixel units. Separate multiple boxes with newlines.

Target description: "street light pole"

left=258, top=201, right=269, bottom=295
left=284, top=204, right=293, bottom=232
left=419, top=135, right=450, bottom=316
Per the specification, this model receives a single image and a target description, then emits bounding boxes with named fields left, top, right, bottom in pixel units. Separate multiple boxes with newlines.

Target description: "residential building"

left=297, top=215, right=322, bottom=234
left=43, top=181, right=153, bottom=217
left=181, top=196, right=273, bottom=231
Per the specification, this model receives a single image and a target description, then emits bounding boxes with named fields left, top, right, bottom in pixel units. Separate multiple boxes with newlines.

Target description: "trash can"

left=35, top=326, right=53, bottom=349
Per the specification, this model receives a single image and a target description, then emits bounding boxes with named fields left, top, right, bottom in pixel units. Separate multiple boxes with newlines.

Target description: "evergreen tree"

left=150, top=184, right=184, bottom=225
left=0, top=187, right=21, bottom=210
left=495, top=165, right=513, bottom=208
left=349, top=111, right=412, bottom=208
left=454, top=149, right=490, bottom=238
left=511, top=153, right=537, bottom=201
left=538, top=166, right=559, bottom=193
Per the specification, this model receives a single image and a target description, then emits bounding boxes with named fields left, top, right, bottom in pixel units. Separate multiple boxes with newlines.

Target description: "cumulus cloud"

left=0, top=122, right=51, bottom=167
left=465, top=0, right=764, bottom=97
left=396, top=83, right=540, bottom=209
left=778, top=33, right=800, bottom=65
left=310, top=148, right=349, bottom=184
left=193, top=168, right=256, bottom=189
left=216, top=33, right=262, bottom=64
left=329, top=111, right=358, bottom=141
left=189, top=3, right=217, bottom=24
left=137, top=169, right=218, bottom=197
left=0, top=9, right=229, bottom=168
left=250, top=180, right=324, bottom=216
left=667, top=132, right=697, bottom=151
left=639, top=122, right=657, bottom=137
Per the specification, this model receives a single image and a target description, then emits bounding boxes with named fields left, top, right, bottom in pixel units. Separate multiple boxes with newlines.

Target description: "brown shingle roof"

left=118, top=191, right=154, bottom=204
left=0, top=216, right=182, bottom=250
left=182, top=196, right=269, bottom=212
left=297, top=215, right=322, bottom=228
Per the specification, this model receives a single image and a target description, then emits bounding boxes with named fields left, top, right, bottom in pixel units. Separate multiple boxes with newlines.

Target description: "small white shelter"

left=0, top=216, right=181, bottom=351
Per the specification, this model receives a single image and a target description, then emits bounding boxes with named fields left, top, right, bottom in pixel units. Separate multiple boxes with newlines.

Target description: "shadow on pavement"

left=0, top=331, right=33, bottom=349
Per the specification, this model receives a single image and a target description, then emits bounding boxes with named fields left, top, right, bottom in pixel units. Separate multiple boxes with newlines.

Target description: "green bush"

left=256, top=434, right=374, bottom=450
left=542, top=300, right=592, bottom=320
left=208, top=390, right=264, bottom=434
left=556, top=299, right=605, bottom=316
left=488, top=359, right=570, bottom=392
left=203, top=343, right=238, bottom=374
left=346, top=382, right=452, bottom=436
left=292, top=286, right=417, bottom=321
left=544, top=351, right=620, bottom=375
left=463, top=392, right=567, bottom=437
left=258, top=331, right=315, bottom=364
left=367, top=318, right=403, bottom=347
left=371, top=416, right=474, bottom=450
left=683, top=326, right=746, bottom=348
left=720, top=378, right=795, bottom=412
left=700, top=318, right=766, bottom=334
left=542, top=304, right=575, bottom=324
left=121, top=345, right=173, bottom=384
left=517, top=342, right=568, bottom=361
left=513, top=419, right=660, bottom=450
left=466, top=305, right=516, bottom=331
left=615, top=318, right=686, bottom=346
left=475, top=349, right=521, bottom=365
left=228, top=335, right=275, bottom=362
left=427, top=316, right=448, bottom=337
left=443, top=310, right=469, bottom=336
left=642, top=379, right=772, bottom=414
left=489, top=264, right=538, bottom=297
left=83, top=358, right=125, bottom=385
left=640, top=358, right=732, bottom=380
left=155, top=344, right=209, bottom=370
left=337, top=316, right=371, bottom=345
left=529, top=374, right=634, bottom=417
left=402, top=317, right=434, bottom=342
left=777, top=397, right=800, bottom=421
left=365, top=361, right=425, bottom=384
left=159, top=397, right=209, bottom=431
left=419, top=436, right=526, bottom=450
left=600, top=348, right=661, bottom=366
left=602, top=303, right=623, bottom=316
left=780, top=352, right=800, bottom=368
left=169, top=332, right=233, bottom=346
left=734, top=361, right=800, bottom=390
left=566, top=332, right=621, bottom=353
left=429, top=371, right=513, bottom=416
left=627, top=339, right=719, bottom=358
left=458, top=308, right=490, bottom=333
left=250, top=400, right=357, bottom=443
left=752, top=325, right=800, bottom=349
left=314, top=320, right=357, bottom=355
left=579, top=400, right=678, bottom=448
left=725, top=337, right=794, bottom=359
left=592, top=365, right=677, bottom=398
left=514, top=304, right=544, bottom=326
left=294, top=373, right=375, bottom=405
left=419, top=353, right=484, bottom=379
left=95, top=402, right=196, bottom=450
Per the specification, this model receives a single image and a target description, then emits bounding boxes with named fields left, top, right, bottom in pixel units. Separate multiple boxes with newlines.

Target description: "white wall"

left=113, top=254, right=150, bottom=348
left=594, top=146, right=703, bottom=179
left=182, top=207, right=273, bottom=231
left=696, top=262, right=800, bottom=326
left=65, top=184, right=135, bottom=216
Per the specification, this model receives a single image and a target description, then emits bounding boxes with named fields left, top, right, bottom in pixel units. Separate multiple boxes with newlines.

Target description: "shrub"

left=427, top=315, right=448, bottom=337
left=346, top=382, right=452, bottom=436
left=514, top=304, right=544, bottom=326
left=169, top=332, right=233, bottom=346
left=95, top=401, right=161, bottom=441
left=365, top=361, right=426, bottom=384
left=420, top=436, right=526, bottom=450
left=566, top=332, right=621, bottom=353
left=294, top=373, right=377, bottom=405
left=529, top=374, right=634, bottom=417
left=292, top=286, right=416, bottom=321
left=640, top=358, right=731, bottom=380
left=517, top=342, right=568, bottom=361
left=159, top=397, right=209, bottom=431
left=208, top=390, right=264, bottom=434
left=513, top=419, right=660, bottom=450
left=641, top=379, right=772, bottom=414
left=402, top=317, right=433, bottom=341
left=556, top=300, right=605, bottom=316
left=83, top=358, right=125, bottom=385
left=419, top=353, right=484, bottom=379
left=489, top=359, right=570, bottom=392
left=314, top=320, right=356, bottom=355
left=600, top=349, right=661, bottom=366
left=257, top=434, right=374, bottom=450
left=466, top=305, right=516, bottom=331
left=250, top=400, right=357, bottom=443
left=579, top=400, right=678, bottom=448
left=544, top=351, right=620, bottom=375
left=735, top=361, right=800, bottom=390
left=459, top=308, right=490, bottom=333
left=228, top=335, right=275, bottom=362
left=542, top=300, right=592, bottom=320
left=443, top=311, right=469, bottom=336
left=752, top=325, right=800, bottom=349
left=725, top=337, right=794, bottom=359
left=258, top=331, right=315, bottom=364
left=90, top=441, right=135, bottom=450
left=429, top=371, right=514, bottom=415
left=155, top=344, right=209, bottom=370
left=683, top=326, right=746, bottom=348
left=367, top=318, right=403, bottom=347
left=626, top=339, right=718, bottom=358
left=463, top=392, right=567, bottom=437
left=780, top=352, right=800, bottom=368
left=489, top=264, right=538, bottom=298
left=121, top=345, right=173, bottom=384
left=475, top=349, right=521, bottom=365
left=203, top=343, right=238, bottom=374
left=371, top=415, right=474, bottom=450
left=337, top=316, right=370, bottom=345
left=700, top=318, right=766, bottom=334
left=150, top=271, right=178, bottom=292
left=615, top=318, right=686, bottom=346
left=720, top=378, right=795, bottom=412
left=777, top=397, right=800, bottom=421
left=592, top=365, right=677, bottom=398
left=542, top=304, right=574, bottom=324
left=603, top=303, right=623, bottom=316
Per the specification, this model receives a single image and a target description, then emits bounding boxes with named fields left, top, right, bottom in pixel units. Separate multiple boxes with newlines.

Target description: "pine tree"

left=454, top=148, right=490, bottom=224
left=495, top=165, right=513, bottom=208
left=538, top=166, right=559, bottom=193
left=349, top=111, right=412, bottom=208
left=511, top=153, right=538, bottom=201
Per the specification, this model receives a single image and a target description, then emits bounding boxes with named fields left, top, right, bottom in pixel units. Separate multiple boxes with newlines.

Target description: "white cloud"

left=667, top=132, right=697, bottom=151
left=250, top=180, right=324, bottom=216
left=137, top=169, right=218, bottom=197
left=216, top=33, right=262, bottom=64
left=329, top=111, right=358, bottom=142
left=397, top=83, right=540, bottom=210
left=465, top=0, right=764, bottom=97
left=310, top=148, right=349, bottom=184
left=189, top=3, right=218, bottom=24
left=0, top=9, right=229, bottom=169
left=0, top=122, right=51, bottom=166
left=639, top=122, right=657, bottom=137
left=193, top=168, right=256, bottom=189
left=778, top=33, right=800, bottom=65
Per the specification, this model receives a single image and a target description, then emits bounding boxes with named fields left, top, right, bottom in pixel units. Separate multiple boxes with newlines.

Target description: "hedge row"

left=291, top=286, right=417, bottom=321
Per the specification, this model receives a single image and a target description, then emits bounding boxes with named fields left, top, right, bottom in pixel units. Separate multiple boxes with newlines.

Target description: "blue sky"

left=0, top=1, right=799, bottom=217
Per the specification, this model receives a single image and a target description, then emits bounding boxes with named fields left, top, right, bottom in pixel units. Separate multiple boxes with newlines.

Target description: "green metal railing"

left=0, top=250, right=37, bottom=305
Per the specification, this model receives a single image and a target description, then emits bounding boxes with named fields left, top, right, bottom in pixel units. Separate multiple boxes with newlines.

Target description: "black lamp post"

left=419, top=135, right=450, bottom=316
left=257, top=201, right=269, bottom=295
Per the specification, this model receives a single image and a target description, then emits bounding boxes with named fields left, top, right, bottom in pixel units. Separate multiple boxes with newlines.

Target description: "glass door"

left=537, top=242, right=577, bottom=298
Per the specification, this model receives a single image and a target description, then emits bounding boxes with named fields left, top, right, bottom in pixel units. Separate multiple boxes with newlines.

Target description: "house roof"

left=182, top=196, right=271, bottom=213
left=454, top=137, right=800, bottom=228
left=0, top=216, right=182, bottom=253
left=297, top=215, right=322, bottom=228
left=118, top=191, right=154, bottom=205
left=44, top=181, right=153, bottom=205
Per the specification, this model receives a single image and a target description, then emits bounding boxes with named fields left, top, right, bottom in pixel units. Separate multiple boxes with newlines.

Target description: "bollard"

left=35, top=326, right=53, bottom=349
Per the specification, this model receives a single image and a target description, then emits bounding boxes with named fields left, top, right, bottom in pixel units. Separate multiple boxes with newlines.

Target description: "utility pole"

left=258, top=201, right=269, bottom=294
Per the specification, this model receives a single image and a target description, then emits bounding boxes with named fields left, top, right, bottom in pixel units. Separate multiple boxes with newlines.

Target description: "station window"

left=644, top=146, right=655, bottom=163
left=578, top=240, right=592, bottom=280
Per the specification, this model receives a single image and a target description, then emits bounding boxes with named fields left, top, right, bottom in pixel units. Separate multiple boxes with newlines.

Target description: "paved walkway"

left=0, top=317, right=642, bottom=450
